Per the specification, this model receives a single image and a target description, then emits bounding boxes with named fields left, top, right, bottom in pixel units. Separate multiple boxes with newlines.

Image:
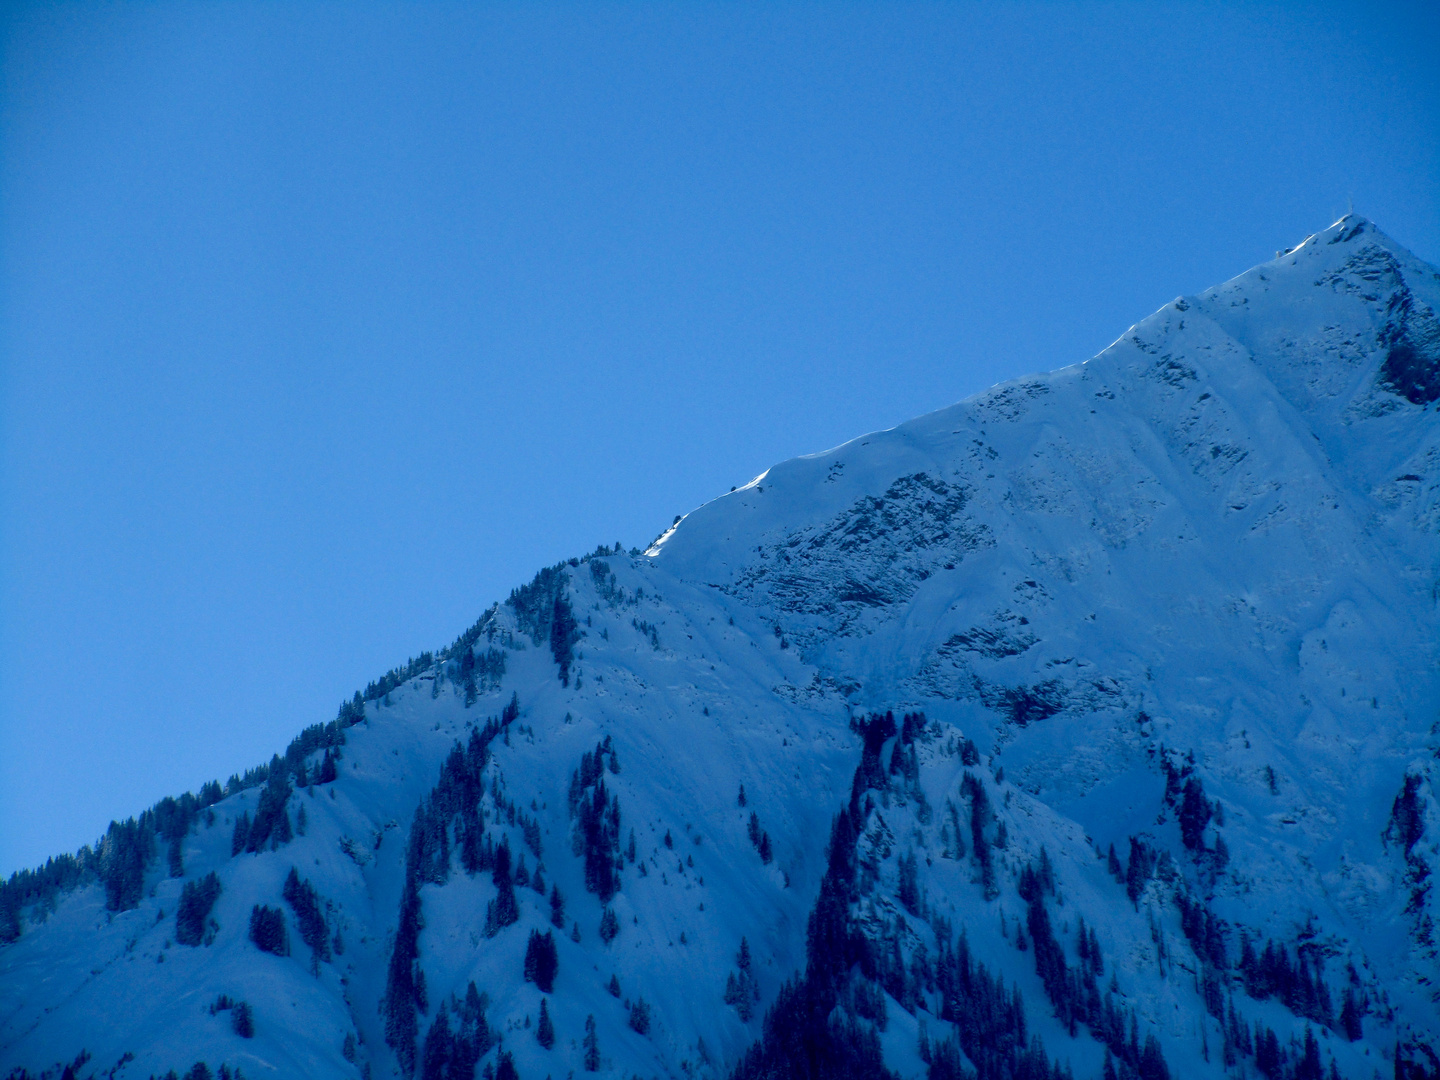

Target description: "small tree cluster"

left=382, top=712, right=512, bottom=1077
left=1125, top=836, right=1158, bottom=905
left=896, top=850, right=922, bottom=916
left=747, top=812, right=773, bottom=864
left=1175, top=892, right=1226, bottom=970
left=887, top=712, right=926, bottom=805
left=1239, top=936, right=1334, bottom=1028
left=598, top=906, right=620, bottom=944
left=99, top=817, right=155, bottom=912
left=419, top=983, right=493, bottom=1080
left=248, top=905, right=288, bottom=956
left=154, top=795, right=196, bottom=878
left=960, top=771, right=998, bottom=899
left=570, top=741, right=622, bottom=901
left=523, top=929, right=559, bottom=992
left=483, top=838, right=519, bottom=937
left=239, top=763, right=293, bottom=854
left=549, top=883, right=566, bottom=928
left=175, top=872, right=221, bottom=946
left=507, top=563, right=569, bottom=644
left=453, top=645, right=506, bottom=706
left=724, top=937, right=760, bottom=1021
left=384, top=879, right=423, bottom=1074
left=1179, top=776, right=1214, bottom=851
left=583, top=1014, right=600, bottom=1072
left=848, top=712, right=898, bottom=816
left=232, top=1000, right=254, bottom=1038
left=628, top=996, right=652, bottom=1035
left=282, top=867, right=330, bottom=964
left=550, top=592, right=580, bottom=685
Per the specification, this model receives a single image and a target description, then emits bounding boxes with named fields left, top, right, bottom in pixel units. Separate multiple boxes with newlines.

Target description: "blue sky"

left=1, top=2, right=1436, bottom=874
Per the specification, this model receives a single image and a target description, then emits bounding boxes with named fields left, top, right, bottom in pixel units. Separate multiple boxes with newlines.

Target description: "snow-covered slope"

left=3, top=215, right=1438, bottom=1080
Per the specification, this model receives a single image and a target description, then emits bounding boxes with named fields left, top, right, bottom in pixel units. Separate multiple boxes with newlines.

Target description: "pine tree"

left=248, top=904, right=289, bottom=956
left=484, top=839, right=518, bottom=936
left=523, top=929, right=558, bottom=993
left=898, top=851, right=921, bottom=914
left=1340, top=987, right=1364, bottom=1041
left=599, top=906, right=619, bottom=944
left=99, top=818, right=153, bottom=912
left=421, top=1005, right=453, bottom=1080
left=551, top=593, right=579, bottom=685
left=584, top=1014, right=600, bottom=1071
left=384, top=878, right=423, bottom=1073
left=536, top=998, right=555, bottom=1049
left=231, top=1001, right=254, bottom=1038
left=1140, top=1034, right=1170, bottom=1080
left=1296, top=1027, right=1323, bottom=1080
left=629, top=996, right=652, bottom=1035
left=1179, top=777, right=1213, bottom=851
left=453, top=981, right=494, bottom=1071
left=549, top=884, right=565, bottom=928
left=725, top=938, right=758, bottom=1022
left=245, top=762, right=294, bottom=853
left=282, top=866, right=330, bottom=963
left=175, top=872, right=222, bottom=946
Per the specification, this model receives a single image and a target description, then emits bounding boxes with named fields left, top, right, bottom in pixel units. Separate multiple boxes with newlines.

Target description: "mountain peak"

left=5, top=220, right=1439, bottom=1080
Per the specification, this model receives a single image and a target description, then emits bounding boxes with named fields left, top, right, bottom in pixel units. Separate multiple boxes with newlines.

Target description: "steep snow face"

left=3, top=216, right=1438, bottom=1080
left=651, top=209, right=1440, bottom=997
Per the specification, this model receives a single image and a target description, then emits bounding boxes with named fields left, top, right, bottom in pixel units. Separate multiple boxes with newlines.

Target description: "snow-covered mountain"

left=3, top=214, right=1438, bottom=1080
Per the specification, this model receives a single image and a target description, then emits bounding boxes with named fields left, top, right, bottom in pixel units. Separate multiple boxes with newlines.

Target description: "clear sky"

left=1, top=2, right=1436, bottom=875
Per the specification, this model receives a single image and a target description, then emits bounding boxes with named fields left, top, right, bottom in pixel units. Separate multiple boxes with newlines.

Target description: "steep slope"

left=2, top=215, right=1437, bottom=1080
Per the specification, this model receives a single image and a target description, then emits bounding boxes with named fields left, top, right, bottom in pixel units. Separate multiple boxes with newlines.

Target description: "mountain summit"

left=3, top=216, right=1438, bottom=1080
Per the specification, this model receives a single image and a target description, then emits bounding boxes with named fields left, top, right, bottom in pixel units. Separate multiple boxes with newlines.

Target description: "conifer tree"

left=282, top=866, right=330, bottom=963
left=523, top=929, right=558, bottom=992
left=599, top=906, right=619, bottom=944
left=1179, top=777, right=1213, bottom=851
left=231, top=1001, right=254, bottom=1038
left=99, top=817, right=153, bottom=912
left=536, top=998, right=555, bottom=1049
left=248, top=904, right=289, bottom=956
left=383, top=879, right=423, bottom=1073
left=484, top=839, right=519, bottom=936
left=175, top=873, right=221, bottom=946
left=231, top=812, right=249, bottom=857
left=549, top=884, right=565, bottom=928
left=584, top=1014, right=600, bottom=1071
left=421, top=1005, right=453, bottom=1080
left=629, top=996, right=652, bottom=1035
